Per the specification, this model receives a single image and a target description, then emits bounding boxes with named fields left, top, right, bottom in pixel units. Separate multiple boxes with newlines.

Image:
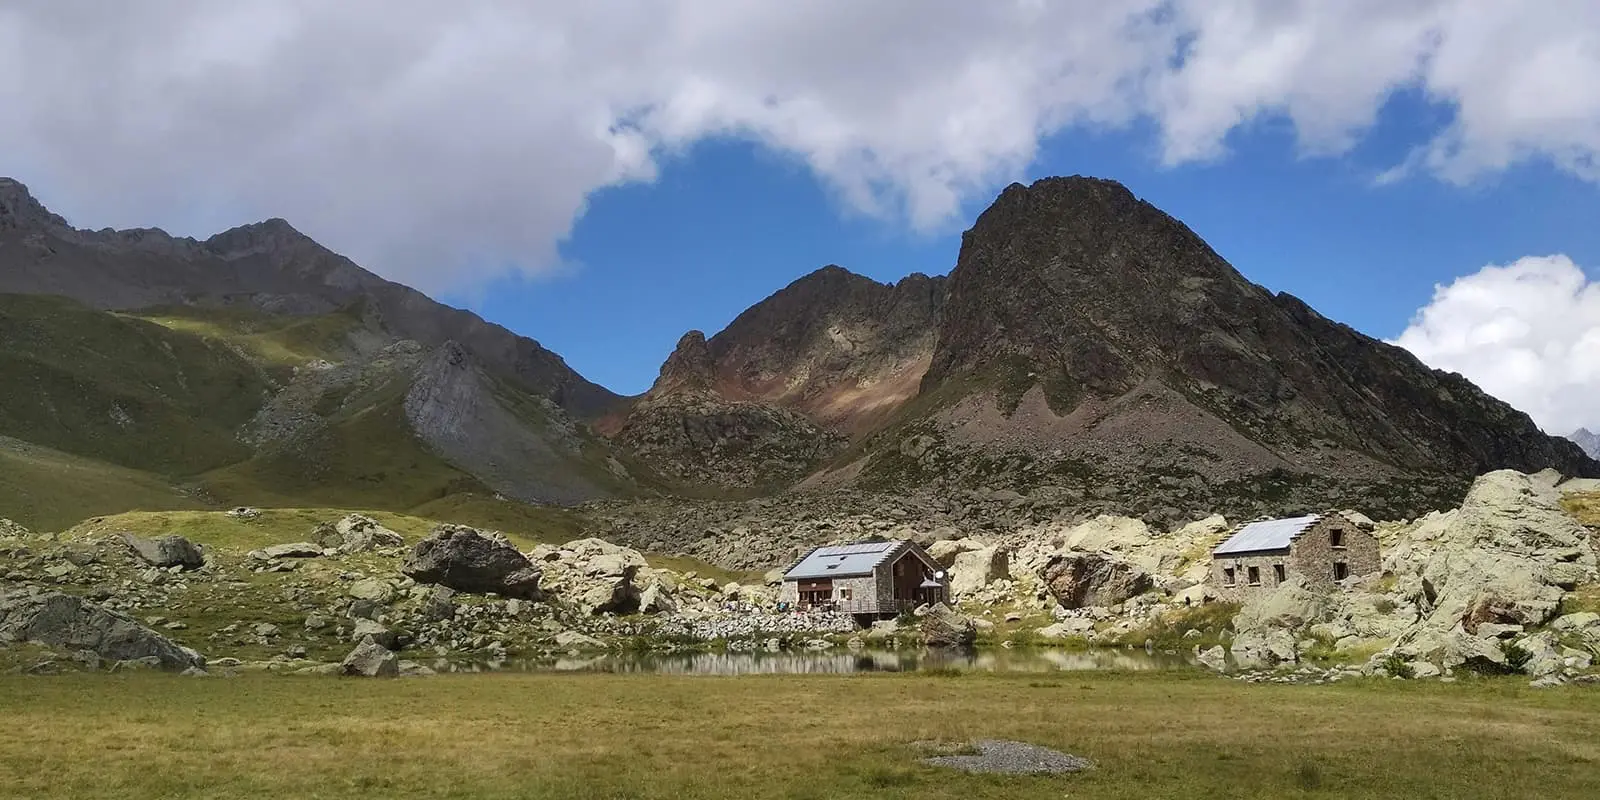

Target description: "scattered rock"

left=920, top=740, right=1092, bottom=775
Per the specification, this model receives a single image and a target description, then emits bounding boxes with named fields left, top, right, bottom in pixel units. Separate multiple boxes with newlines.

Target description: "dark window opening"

left=1333, top=562, right=1349, bottom=581
left=1330, top=528, right=1345, bottom=548
left=1223, top=567, right=1236, bottom=586
left=1247, top=566, right=1261, bottom=586
left=1273, top=564, right=1286, bottom=584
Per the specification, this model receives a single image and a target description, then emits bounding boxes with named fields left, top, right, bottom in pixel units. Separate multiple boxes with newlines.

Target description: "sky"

left=1, top=1, right=1597, bottom=434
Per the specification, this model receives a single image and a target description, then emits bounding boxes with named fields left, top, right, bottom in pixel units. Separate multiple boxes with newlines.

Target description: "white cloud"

left=0, top=1, right=1597, bottom=291
left=1392, top=255, right=1600, bottom=435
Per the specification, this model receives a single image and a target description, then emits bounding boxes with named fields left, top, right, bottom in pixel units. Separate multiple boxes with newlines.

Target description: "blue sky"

left=448, top=92, right=1599, bottom=398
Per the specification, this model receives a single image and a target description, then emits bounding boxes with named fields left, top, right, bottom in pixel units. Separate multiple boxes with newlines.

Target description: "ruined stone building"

left=1210, top=513, right=1379, bottom=595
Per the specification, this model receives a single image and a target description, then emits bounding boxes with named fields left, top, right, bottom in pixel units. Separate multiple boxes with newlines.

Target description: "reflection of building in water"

left=449, top=647, right=1196, bottom=675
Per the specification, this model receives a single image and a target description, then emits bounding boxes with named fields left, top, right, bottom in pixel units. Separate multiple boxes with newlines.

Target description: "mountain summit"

left=1571, top=429, right=1600, bottom=460
left=815, top=176, right=1596, bottom=517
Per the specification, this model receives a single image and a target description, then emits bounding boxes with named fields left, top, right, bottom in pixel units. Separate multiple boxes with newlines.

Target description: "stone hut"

left=1210, top=512, right=1379, bottom=596
left=777, top=540, right=947, bottom=618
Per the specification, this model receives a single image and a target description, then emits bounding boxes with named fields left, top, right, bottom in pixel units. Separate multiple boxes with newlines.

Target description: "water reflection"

left=443, top=648, right=1195, bottom=675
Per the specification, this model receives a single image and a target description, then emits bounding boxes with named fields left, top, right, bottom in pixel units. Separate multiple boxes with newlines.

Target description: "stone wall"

left=1210, top=513, right=1382, bottom=598
left=1289, top=515, right=1380, bottom=591
left=1211, top=551, right=1293, bottom=599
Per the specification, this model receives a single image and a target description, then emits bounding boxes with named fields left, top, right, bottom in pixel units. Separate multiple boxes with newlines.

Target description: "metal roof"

left=1212, top=514, right=1321, bottom=556
left=783, top=540, right=905, bottom=580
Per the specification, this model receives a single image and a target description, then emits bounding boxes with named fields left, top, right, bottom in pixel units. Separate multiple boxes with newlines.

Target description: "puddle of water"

left=439, top=647, right=1196, bottom=675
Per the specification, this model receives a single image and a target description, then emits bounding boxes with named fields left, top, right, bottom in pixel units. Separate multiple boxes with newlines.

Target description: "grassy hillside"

left=125, top=303, right=366, bottom=369
left=0, top=294, right=269, bottom=475
left=0, top=437, right=207, bottom=531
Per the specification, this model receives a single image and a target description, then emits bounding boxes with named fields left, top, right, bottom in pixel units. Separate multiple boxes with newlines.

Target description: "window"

left=1330, top=528, right=1346, bottom=549
left=1273, top=564, right=1286, bottom=584
left=837, top=587, right=853, bottom=601
left=1223, top=567, right=1236, bottom=586
left=1247, top=566, right=1261, bottom=586
left=1333, top=562, right=1349, bottom=581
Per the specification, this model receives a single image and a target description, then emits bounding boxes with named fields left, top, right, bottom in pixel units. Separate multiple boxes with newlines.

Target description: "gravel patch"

left=918, top=739, right=1092, bottom=775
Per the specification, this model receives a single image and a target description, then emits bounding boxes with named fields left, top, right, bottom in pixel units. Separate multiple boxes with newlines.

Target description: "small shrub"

left=1381, top=654, right=1415, bottom=679
left=1503, top=642, right=1533, bottom=673
left=1295, top=761, right=1324, bottom=790
left=1373, top=597, right=1397, bottom=614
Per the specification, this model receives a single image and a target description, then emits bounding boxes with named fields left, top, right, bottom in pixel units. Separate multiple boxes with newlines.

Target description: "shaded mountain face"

left=610, top=268, right=945, bottom=490
left=1572, top=429, right=1600, bottom=460
left=0, top=178, right=619, bottom=420
left=823, top=176, right=1597, bottom=518
left=0, top=178, right=638, bottom=508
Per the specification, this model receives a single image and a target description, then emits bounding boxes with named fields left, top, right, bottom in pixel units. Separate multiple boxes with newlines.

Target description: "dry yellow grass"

left=2, top=671, right=1598, bottom=799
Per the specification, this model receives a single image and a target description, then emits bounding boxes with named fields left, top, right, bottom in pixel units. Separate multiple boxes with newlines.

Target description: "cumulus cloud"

left=1392, top=255, right=1600, bottom=436
left=0, top=1, right=1597, bottom=290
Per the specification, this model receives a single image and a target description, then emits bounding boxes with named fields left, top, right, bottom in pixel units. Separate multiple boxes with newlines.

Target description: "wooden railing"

left=795, top=598, right=920, bottom=614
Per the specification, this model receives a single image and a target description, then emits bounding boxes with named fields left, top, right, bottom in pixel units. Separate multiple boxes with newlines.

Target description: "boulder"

left=0, top=589, right=203, bottom=670
left=339, top=639, right=398, bottom=677
left=554, top=630, right=606, bottom=649
left=1230, top=629, right=1298, bottom=668
left=347, top=578, right=395, bottom=603
left=919, top=604, right=977, bottom=648
left=638, top=582, right=676, bottom=614
left=529, top=538, right=647, bottom=614
left=1194, top=644, right=1229, bottom=672
left=1233, top=580, right=1330, bottom=633
left=329, top=514, right=405, bottom=553
left=259, top=542, right=324, bottom=559
left=928, top=538, right=985, bottom=567
left=419, top=586, right=456, bottom=622
left=119, top=532, right=205, bottom=571
left=351, top=619, right=401, bottom=650
left=1041, top=553, right=1152, bottom=609
left=949, top=547, right=1009, bottom=597
left=401, top=525, right=543, bottom=599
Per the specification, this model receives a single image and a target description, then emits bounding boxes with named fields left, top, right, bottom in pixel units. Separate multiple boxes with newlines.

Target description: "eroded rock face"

left=120, top=533, right=205, bottom=571
left=401, top=525, right=543, bottom=600
left=1041, top=553, right=1152, bottom=609
left=0, top=589, right=203, bottom=670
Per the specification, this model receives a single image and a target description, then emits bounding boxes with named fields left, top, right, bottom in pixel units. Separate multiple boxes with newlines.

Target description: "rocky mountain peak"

left=0, top=178, right=71, bottom=231
left=203, top=217, right=316, bottom=260
left=648, top=330, right=716, bottom=396
left=1570, top=428, right=1600, bottom=460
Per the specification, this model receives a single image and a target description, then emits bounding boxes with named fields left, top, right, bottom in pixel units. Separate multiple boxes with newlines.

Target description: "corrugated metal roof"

left=1212, top=514, right=1321, bottom=556
left=783, top=540, right=904, bottom=580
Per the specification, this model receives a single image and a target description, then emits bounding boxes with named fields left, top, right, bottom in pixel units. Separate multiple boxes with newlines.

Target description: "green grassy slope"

left=0, top=437, right=208, bottom=532
left=0, top=294, right=269, bottom=475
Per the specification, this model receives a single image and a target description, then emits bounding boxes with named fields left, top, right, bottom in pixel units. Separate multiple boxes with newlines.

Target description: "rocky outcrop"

left=0, top=589, right=203, bottom=670
left=120, top=533, right=205, bottom=571
left=1390, top=470, right=1596, bottom=636
left=317, top=514, right=405, bottom=553
left=401, top=525, right=543, bottom=600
